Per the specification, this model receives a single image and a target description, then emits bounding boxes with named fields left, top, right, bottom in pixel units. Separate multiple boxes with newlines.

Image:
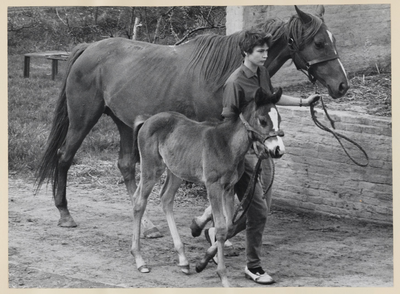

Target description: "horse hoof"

left=138, top=265, right=151, bottom=273
left=58, top=218, right=77, bottom=228
left=179, top=264, right=190, bottom=275
left=195, top=261, right=207, bottom=273
left=190, top=219, right=203, bottom=237
left=143, top=227, right=163, bottom=239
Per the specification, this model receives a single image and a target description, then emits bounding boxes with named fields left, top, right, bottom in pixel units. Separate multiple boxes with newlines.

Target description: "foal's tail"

left=35, top=43, right=89, bottom=196
left=133, top=114, right=152, bottom=163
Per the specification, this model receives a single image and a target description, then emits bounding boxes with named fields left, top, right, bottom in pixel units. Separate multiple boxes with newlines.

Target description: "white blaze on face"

left=327, top=30, right=349, bottom=81
left=269, top=107, right=279, bottom=132
left=338, top=59, right=348, bottom=79
left=264, top=107, right=285, bottom=155
left=326, top=30, right=337, bottom=55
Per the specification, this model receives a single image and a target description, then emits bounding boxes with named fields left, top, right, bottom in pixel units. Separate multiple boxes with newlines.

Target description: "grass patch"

left=8, top=54, right=120, bottom=177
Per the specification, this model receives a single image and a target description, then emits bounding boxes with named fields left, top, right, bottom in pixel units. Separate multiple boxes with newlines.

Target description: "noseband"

left=288, top=37, right=340, bottom=84
left=239, top=113, right=284, bottom=144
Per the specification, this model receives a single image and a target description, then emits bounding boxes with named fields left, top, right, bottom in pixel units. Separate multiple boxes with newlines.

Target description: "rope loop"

left=310, top=97, right=369, bottom=167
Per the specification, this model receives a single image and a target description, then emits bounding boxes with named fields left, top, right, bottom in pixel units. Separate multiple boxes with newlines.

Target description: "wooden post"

left=51, top=59, right=58, bottom=80
left=24, top=55, right=30, bottom=78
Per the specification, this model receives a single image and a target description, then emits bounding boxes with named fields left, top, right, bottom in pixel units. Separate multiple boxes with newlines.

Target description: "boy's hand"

left=306, top=94, right=321, bottom=106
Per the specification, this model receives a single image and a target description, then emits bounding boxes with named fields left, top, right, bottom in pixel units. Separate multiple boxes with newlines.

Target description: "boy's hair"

left=239, top=30, right=273, bottom=57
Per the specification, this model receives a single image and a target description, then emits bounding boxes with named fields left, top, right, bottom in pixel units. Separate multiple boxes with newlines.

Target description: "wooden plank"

left=23, top=51, right=70, bottom=79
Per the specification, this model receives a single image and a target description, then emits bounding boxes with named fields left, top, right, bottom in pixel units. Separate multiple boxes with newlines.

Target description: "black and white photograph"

left=6, top=0, right=395, bottom=291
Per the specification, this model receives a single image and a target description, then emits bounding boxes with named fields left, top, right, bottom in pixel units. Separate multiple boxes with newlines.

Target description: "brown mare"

left=35, top=6, right=349, bottom=239
left=131, top=87, right=284, bottom=287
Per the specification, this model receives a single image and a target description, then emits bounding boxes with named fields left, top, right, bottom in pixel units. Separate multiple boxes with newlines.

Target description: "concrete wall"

left=226, top=4, right=391, bottom=86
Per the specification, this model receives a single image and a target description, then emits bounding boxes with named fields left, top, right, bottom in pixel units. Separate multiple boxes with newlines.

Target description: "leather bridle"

left=288, top=37, right=340, bottom=84
left=239, top=113, right=284, bottom=145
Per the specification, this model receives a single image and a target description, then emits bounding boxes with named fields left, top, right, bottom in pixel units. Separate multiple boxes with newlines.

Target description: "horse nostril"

left=339, top=82, right=349, bottom=94
left=274, top=146, right=281, bottom=158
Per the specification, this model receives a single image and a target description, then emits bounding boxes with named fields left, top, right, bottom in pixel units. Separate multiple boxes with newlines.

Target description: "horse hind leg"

left=130, top=160, right=164, bottom=273
left=55, top=113, right=103, bottom=227
left=160, top=170, right=189, bottom=274
left=110, top=114, right=162, bottom=239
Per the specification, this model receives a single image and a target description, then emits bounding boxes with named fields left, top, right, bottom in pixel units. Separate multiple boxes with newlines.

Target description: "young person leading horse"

left=199, top=31, right=320, bottom=284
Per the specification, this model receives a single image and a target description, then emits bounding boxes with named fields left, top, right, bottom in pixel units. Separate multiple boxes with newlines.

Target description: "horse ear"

left=271, top=87, right=283, bottom=104
left=254, top=87, right=265, bottom=106
left=295, top=5, right=312, bottom=24
left=315, top=5, right=325, bottom=18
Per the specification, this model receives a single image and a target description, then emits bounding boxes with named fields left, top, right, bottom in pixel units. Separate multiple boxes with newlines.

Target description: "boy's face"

left=246, top=43, right=269, bottom=67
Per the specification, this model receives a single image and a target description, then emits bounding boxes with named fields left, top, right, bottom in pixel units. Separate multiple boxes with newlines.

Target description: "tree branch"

left=55, top=8, right=68, bottom=26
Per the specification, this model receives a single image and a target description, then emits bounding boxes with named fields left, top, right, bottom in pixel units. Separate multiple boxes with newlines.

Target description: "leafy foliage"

left=8, top=6, right=226, bottom=54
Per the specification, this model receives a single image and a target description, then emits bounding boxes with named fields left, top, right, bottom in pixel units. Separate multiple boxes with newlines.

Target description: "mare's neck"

left=264, top=37, right=292, bottom=77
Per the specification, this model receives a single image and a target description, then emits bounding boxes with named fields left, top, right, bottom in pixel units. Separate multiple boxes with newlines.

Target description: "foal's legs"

left=196, top=184, right=234, bottom=287
left=191, top=157, right=274, bottom=237
left=160, top=170, right=189, bottom=274
left=190, top=205, right=212, bottom=237
left=111, top=114, right=162, bottom=238
left=130, top=165, right=164, bottom=273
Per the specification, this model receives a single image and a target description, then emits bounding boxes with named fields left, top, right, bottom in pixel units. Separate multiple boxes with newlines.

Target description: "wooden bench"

left=24, top=51, right=70, bottom=80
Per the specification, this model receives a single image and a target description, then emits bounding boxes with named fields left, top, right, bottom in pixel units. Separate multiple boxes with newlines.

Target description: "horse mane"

left=180, top=32, right=245, bottom=91
left=177, top=10, right=323, bottom=91
left=255, top=18, right=288, bottom=44
left=255, top=11, right=323, bottom=51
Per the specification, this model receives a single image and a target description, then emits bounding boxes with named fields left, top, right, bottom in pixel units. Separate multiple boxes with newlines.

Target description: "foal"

left=130, top=87, right=284, bottom=287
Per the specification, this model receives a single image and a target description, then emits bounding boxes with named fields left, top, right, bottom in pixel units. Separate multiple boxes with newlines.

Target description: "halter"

left=231, top=113, right=281, bottom=225
left=288, top=37, right=340, bottom=84
left=239, top=113, right=284, bottom=144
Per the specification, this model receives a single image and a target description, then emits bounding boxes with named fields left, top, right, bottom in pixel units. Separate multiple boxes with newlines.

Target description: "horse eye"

left=315, top=41, right=324, bottom=49
left=259, top=119, right=268, bottom=127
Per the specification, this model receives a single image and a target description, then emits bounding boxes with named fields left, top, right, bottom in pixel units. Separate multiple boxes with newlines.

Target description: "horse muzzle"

left=269, top=145, right=285, bottom=159
left=263, top=131, right=285, bottom=159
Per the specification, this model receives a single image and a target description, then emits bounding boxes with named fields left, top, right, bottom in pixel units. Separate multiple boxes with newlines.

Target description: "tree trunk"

left=132, top=17, right=141, bottom=40
left=153, top=16, right=163, bottom=43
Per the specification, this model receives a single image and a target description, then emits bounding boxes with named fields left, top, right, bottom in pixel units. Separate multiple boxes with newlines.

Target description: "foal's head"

left=242, top=87, right=285, bottom=159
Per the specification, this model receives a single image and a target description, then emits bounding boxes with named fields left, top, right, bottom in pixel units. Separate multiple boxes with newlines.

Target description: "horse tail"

left=35, top=43, right=89, bottom=195
left=133, top=115, right=151, bottom=163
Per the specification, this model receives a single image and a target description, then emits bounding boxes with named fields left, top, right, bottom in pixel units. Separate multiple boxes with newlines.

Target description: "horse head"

left=288, top=5, right=349, bottom=98
left=241, top=87, right=285, bottom=159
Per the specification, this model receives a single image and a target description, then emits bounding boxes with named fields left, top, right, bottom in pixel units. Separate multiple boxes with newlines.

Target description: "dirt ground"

left=8, top=174, right=393, bottom=288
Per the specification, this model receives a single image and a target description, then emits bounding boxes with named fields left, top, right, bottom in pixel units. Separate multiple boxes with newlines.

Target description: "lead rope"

left=310, top=86, right=369, bottom=167
left=232, top=145, right=275, bottom=225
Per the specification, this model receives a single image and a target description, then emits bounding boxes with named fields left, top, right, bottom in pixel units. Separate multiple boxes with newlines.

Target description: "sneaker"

left=244, top=266, right=275, bottom=284
left=224, top=239, right=233, bottom=248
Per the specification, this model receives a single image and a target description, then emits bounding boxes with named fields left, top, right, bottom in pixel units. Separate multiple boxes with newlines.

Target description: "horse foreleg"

left=112, top=117, right=162, bottom=238
left=212, top=187, right=233, bottom=287
left=160, top=171, right=189, bottom=274
left=196, top=185, right=232, bottom=287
